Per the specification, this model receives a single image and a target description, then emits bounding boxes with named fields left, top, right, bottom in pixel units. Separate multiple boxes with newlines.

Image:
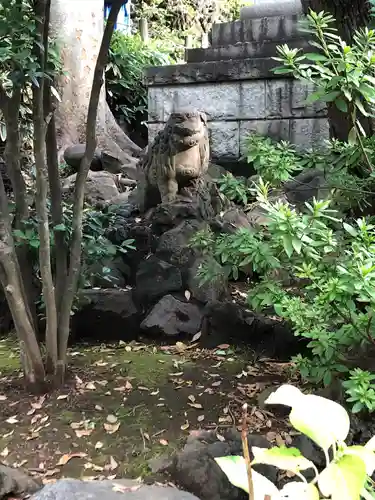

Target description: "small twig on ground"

left=140, top=428, right=147, bottom=450
left=241, top=403, right=255, bottom=500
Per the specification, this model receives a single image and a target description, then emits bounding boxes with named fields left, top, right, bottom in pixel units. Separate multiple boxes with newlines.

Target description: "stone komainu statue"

left=137, top=109, right=210, bottom=211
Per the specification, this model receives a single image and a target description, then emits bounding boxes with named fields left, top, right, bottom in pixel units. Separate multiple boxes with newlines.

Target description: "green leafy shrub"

left=245, top=134, right=301, bottom=186
left=192, top=181, right=375, bottom=403
left=13, top=202, right=135, bottom=291
left=216, top=384, right=375, bottom=499
left=343, top=369, right=375, bottom=414
left=106, top=33, right=176, bottom=130
left=217, top=173, right=253, bottom=206
left=273, top=9, right=375, bottom=172
left=243, top=134, right=374, bottom=214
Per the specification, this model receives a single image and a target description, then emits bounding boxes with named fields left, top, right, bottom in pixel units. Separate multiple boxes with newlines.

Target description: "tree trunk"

left=302, top=0, right=370, bottom=41
left=49, top=0, right=141, bottom=172
left=56, top=0, right=123, bottom=382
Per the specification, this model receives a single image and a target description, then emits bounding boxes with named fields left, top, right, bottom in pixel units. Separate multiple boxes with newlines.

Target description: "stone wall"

left=146, top=3, right=329, bottom=161
left=148, top=79, right=328, bottom=160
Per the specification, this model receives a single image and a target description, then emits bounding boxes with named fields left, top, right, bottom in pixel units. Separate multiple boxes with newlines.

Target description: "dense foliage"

left=106, top=32, right=176, bottom=142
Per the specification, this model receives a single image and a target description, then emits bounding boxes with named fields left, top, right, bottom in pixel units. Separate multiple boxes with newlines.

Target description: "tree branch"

left=57, top=0, right=124, bottom=379
left=33, top=0, right=58, bottom=373
left=0, top=166, right=45, bottom=387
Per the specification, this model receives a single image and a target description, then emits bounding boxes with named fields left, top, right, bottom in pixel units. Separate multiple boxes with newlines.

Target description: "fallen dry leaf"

left=75, top=429, right=93, bottom=438
left=188, top=403, right=203, bottom=409
left=95, top=405, right=103, bottom=411
left=6, top=416, right=19, bottom=424
left=0, top=447, right=9, bottom=458
left=175, top=342, right=187, bottom=352
left=0, top=395, right=7, bottom=401
left=191, top=331, right=201, bottom=342
left=108, top=456, right=118, bottom=470
left=113, top=484, right=141, bottom=493
left=86, top=382, right=96, bottom=390
left=184, top=290, right=191, bottom=301
left=216, top=434, right=225, bottom=442
left=56, top=453, right=87, bottom=466
left=188, top=395, right=196, bottom=403
left=57, top=395, right=69, bottom=400
left=197, top=415, right=205, bottom=422
left=106, top=414, right=117, bottom=424
left=95, top=441, right=104, bottom=450
left=104, top=422, right=120, bottom=434
left=180, top=422, right=190, bottom=431
left=159, top=439, right=168, bottom=446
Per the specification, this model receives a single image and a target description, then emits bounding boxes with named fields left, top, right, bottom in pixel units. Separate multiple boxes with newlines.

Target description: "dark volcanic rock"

left=135, top=256, right=182, bottom=305
left=156, top=220, right=204, bottom=275
left=141, top=295, right=202, bottom=337
left=187, top=257, right=228, bottom=304
left=168, top=429, right=277, bottom=500
left=201, top=301, right=305, bottom=360
left=71, top=289, right=139, bottom=342
left=284, top=168, right=329, bottom=206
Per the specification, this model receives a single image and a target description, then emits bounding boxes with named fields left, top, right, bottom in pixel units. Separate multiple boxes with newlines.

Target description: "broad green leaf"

left=214, top=456, right=279, bottom=497
left=304, top=53, right=329, bottom=62
left=318, top=454, right=367, bottom=500
left=251, top=446, right=315, bottom=473
left=348, top=127, right=357, bottom=145
left=355, top=98, right=369, bottom=117
left=335, top=98, right=348, bottom=112
left=320, top=91, right=341, bottom=102
left=344, top=445, right=375, bottom=475
left=53, top=223, right=66, bottom=232
left=305, top=91, right=324, bottom=104
left=292, top=237, right=302, bottom=254
left=265, top=385, right=350, bottom=452
left=278, top=481, right=320, bottom=500
left=343, top=223, right=358, bottom=237
left=283, top=234, right=294, bottom=258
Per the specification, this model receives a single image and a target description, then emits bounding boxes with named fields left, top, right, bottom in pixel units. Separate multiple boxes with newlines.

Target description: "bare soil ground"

left=0, top=337, right=297, bottom=485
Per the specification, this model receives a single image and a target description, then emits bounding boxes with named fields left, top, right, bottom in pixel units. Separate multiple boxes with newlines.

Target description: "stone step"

left=240, top=0, right=303, bottom=20
left=211, top=15, right=303, bottom=47
left=146, top=57, right=287, bottom=86
left=186, top=38, right=310, bottom=64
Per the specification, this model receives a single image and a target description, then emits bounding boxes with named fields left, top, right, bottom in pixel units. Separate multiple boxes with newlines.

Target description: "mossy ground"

left=0, top=339, right=292, bottom=483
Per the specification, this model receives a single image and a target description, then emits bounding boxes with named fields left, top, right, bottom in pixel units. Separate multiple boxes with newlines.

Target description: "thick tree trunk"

left=50, top=0, right=141, bottom=171
left=302, top=0, right=370, bottom=41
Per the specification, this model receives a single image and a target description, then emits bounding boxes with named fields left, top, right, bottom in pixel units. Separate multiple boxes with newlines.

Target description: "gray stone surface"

left=210, top=15, right=301, bottom=46
left=186, top=38, right=310, bottom=63
left=148, top=83, right=240, bottom=122
left=146, top=7, right=329, bottom=160
left=290, top=118, right=330, bottom=150
left=240, top=0, right=302, bottom=19
left=209, top=121, right=239, bottom=159
left=146, top=57, right=279, bottom=86
left=62, top=171, right=119, bottom=207
left=30, top=479, right=199, bottom=500
left=239, top=119, right=290, bottom=155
